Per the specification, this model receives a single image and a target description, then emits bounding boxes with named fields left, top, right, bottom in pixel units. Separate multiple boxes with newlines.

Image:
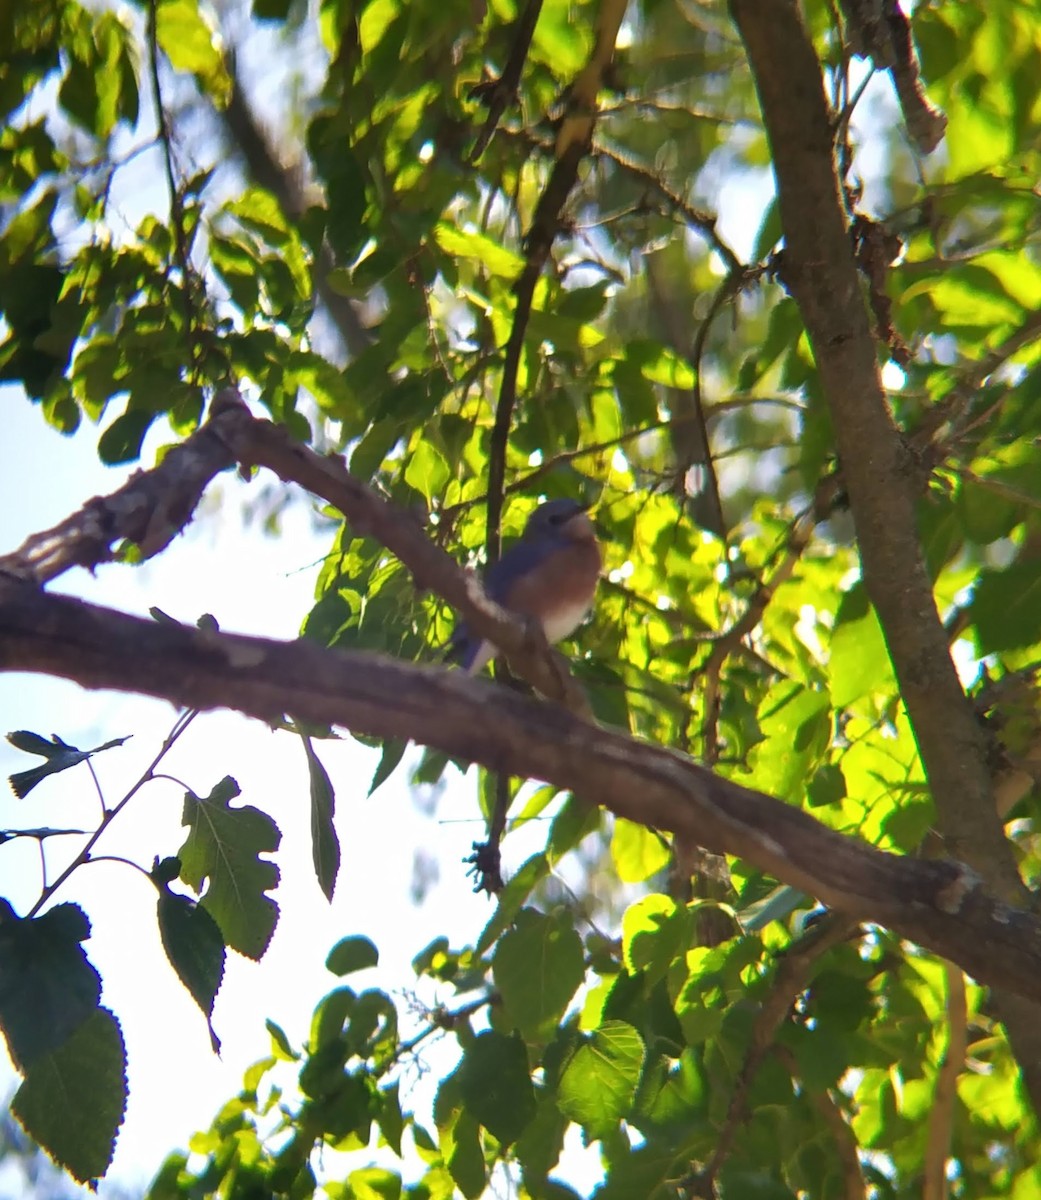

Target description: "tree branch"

left=485, top=0, right=629, bottom=565
left=728, top=0, right=1016, bottom=891
left=729, top=0, right=1041, bottom=1113
left=0, top=392, right=586, bottom=710
left=696, top=913, right=862, bottom=1193
left=6, top=580, right=1041, bottom=1002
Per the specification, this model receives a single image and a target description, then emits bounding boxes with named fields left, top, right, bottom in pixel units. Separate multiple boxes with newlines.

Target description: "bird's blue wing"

left=481, top=535, right=564, bottom=604
left=448, top=533, right=565, bottom=669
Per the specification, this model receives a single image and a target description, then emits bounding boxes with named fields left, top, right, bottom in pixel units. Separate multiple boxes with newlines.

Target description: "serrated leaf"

left=12, top=1006, right=126, bottom=1184
left=459, top=1031, right=536, bottom=1146
left=301, top=734, right=340, bottom=902
left=327, top=935, right=379, bottom=976
left=621, top=894, right=690, bottom=983
left=557, top=1020, right=645, bottom=1141
left=176, top=777, right=281, bottom=959
left=0, top=903, right=100, bottom=1072
left=156, top=887, right=226, bottom=1052
left=493, top=909, right=584, bottom=1040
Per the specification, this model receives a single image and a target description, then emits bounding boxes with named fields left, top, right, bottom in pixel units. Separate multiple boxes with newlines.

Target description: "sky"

left=0, top=395, right=517, bottom=1192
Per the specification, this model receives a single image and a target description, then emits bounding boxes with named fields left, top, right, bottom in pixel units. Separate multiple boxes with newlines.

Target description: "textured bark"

left=729, top=0, right=1041, bottom=1109
left=4, top=578, right=1041, bottom=1003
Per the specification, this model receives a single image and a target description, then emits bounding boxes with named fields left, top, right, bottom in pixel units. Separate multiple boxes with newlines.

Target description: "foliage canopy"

left=2, top=0, right=1041, bottom=1196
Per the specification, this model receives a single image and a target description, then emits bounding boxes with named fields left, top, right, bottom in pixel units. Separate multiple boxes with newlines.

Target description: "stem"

left=26, top=710, right=198, bottom=917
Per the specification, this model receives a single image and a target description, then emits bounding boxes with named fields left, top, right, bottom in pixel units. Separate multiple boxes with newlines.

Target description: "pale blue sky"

left=0, top=397, right=509, bottom=1191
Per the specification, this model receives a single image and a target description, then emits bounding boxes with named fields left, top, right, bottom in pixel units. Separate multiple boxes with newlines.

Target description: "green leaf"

left=378, top=1081, right=404, bottom=1155
left=746, top=680, right=831, bottom=800
left=475, top=853, right=550, bottom=954
left=12, top=1006, right=127, bottom=1185
left=156, top=886, right=226, bottom=1052
left=0, top=902, right=101, bottom=1072
left=347, top=1166, right=402, bottom=1200
left=557, top=1020, right=645, bottom=1141
left=594, top=1140, right=696, bottom=1200
left=459, top=1031, right=536, bottom=1145
left=326, top=935, right=379, bottom=976
left=514, top=1091, right=568, bottom=1184
left=610, top=817, right=670, bottom=884
left=155, top=0, right=230, bottom=105
left=369, top=738, right=407, bottom=795
left=828, top=583, right=896, bottom=707
left=492, top=908, right=585, bottom=1040
left=971, top=563, right=1041, bottom=655
left=434, top=223, right=524, bottom=279
left=301, top=734, right=340, bottom=902
left=98, top=407, right=153, bottom=464
left=307, top=113, right=368, bottom=263
left=621, top=894, right=690, bottom=984
left=445, top=1109, right=485, bottom=1200
left=266, top=1017, right=299, bottom=1060
left=176, top=777, right=281, bottom=959
left=404, top=439, right=450, bottom=503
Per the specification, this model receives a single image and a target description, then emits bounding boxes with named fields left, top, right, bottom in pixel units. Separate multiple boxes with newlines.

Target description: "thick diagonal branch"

left=729, top=0, right=1041, bottom=1106
left=0, top=393, right=584, bottom=709
left=4, top=580, right=1041, bottom=1002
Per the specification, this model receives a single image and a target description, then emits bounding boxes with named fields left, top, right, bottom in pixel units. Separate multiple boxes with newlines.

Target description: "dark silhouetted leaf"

left=459, top=1031, right=535, bottom=1146
left=156, top=886, right=226, bottom=1052
left=326, top=935, right=379, bottom=976
left=0, top=902, right=100, bottom=1071
left=301, top=734, right=340, bottom=901
left=6, top=730, right=130, bottom=798
left=12, top=1006, right=126, bottom=1185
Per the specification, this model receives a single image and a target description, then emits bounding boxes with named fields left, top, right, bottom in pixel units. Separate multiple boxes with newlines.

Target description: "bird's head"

left=522, top=498, right=596, bottom=542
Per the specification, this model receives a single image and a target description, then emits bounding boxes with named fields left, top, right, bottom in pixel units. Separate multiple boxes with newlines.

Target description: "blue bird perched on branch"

left=449, top=498, right=602, bottom=674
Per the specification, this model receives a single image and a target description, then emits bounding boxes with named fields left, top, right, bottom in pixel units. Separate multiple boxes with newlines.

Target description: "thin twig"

left=774, top=1044, right=867, bottom=1200
left=147, top=0, right=202, bottom=380
left=485, top=0, right=629, bottom=565
left=593, top=139, right=743, bottom=272
left=693, top=500, right=822, bottom=761
left=26, top=710, right=198, bottom=917
left=693, top=914, right=863, bottom=1194
left=923, top=963, right=968, bottom=1200
left=468, top=0, right=544, bottom=162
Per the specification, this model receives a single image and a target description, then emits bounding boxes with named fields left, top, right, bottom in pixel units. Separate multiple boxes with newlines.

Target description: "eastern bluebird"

left=449, top=498, right=602, bottom=674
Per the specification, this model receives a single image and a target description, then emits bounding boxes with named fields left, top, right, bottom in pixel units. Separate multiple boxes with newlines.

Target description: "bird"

left=449, top=498, right=602, bottom=674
